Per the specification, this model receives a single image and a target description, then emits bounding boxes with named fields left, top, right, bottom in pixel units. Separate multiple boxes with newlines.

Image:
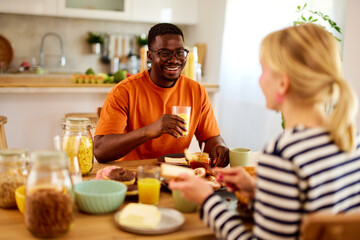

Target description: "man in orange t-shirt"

left=94, top=23, right=228, bottom=167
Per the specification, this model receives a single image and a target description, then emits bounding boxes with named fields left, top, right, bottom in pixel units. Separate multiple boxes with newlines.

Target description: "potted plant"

left=87, top=32, right=104, bottom=54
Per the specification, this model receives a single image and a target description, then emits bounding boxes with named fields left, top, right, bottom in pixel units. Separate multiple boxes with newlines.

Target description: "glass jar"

left=61, top=117, right=94, bottom=176
left=0, top=149, right=29, bottom=208
left=25, top=150, right=74, bottom=238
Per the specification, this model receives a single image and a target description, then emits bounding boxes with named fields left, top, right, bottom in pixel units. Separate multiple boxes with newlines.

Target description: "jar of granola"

left=25, top=150, right=74, bottom=238
left=0, top=149, right=29, bottom=208
left=61, top=117, right=94, bottom=176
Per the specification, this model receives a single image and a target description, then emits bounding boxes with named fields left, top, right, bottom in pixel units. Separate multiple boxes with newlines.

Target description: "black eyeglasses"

left=149, top=48, right=189, bottom=62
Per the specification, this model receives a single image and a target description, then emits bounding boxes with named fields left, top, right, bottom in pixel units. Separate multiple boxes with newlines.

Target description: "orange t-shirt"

left=95, top=69, right=220, bottom=161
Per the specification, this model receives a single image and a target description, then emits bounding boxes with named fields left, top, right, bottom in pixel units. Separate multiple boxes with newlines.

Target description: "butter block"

left=119, top=203, right=161, bottom=229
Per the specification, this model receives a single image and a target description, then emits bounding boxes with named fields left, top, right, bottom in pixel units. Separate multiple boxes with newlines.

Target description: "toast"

left=164, top=157, right=188, bottom=165
left=160, top=163, right=195, bottom=179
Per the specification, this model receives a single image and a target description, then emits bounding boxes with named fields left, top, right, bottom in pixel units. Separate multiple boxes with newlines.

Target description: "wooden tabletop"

left=0, top=159, right=216, bottom=240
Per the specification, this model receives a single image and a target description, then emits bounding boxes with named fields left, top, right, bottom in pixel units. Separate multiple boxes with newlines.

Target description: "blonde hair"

left=260, top=23, right=358, bottom=152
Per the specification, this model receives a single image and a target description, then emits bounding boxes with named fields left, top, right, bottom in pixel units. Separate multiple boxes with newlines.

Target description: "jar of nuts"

left=61, top=117, right=94, bottom=176
left=25, top=150, right=74, bottom=238
left=0, top=149, right=29, bottom=208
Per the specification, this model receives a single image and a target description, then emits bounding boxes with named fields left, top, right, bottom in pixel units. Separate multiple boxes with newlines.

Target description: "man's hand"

left=202, top=135, right=229, bottom=167
left=211, top=145, right=229, bottom=167
left=146, top=114, right=187, bottom=139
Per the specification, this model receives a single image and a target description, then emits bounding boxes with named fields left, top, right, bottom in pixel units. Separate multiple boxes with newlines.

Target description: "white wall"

left=343, top=0, right=360, bottom=127
left=217, top=0, right=349, bottom=152
left=185, top=0, right=227, bottom=84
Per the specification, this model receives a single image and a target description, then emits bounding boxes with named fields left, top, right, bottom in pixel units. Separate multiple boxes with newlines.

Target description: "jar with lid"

left=25, top=150, right=74, bottom=238
left=0, top=149, right=29, bottom=208
left=61, top=117, right=94, bottom=176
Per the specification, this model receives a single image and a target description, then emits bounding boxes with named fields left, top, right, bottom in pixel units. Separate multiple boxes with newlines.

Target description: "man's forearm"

left=94, top=127, right=152, bottom=163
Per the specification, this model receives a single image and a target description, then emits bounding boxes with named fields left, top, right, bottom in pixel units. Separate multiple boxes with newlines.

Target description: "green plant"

left=87, top=32, right=104, bottom=44
left=294, top=3, right=342, bottom=41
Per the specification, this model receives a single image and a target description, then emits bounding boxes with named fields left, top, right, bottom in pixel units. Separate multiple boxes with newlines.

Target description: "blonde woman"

left=169, top=23, right=360, bottom=239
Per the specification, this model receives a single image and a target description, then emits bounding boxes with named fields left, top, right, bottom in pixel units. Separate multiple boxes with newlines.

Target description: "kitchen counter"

left=0, top=74, right=220, bottom=93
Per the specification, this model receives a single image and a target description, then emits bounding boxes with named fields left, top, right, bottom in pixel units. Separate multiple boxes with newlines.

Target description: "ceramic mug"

left=229, top=148, right=251, bottom=167
left=172, top=190, right=197, bottom=213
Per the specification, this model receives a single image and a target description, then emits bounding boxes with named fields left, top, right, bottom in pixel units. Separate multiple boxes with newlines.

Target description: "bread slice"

left=164, top=157, right=188, bottom=165
left=160, top=164, right=195, bottom=179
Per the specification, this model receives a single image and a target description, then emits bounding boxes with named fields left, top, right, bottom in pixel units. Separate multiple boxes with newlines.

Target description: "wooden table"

left=0, top=159, right=216, bottom=240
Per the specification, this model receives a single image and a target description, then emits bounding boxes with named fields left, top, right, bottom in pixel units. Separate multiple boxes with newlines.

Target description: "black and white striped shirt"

left=201, top=126, right=360, bottom=239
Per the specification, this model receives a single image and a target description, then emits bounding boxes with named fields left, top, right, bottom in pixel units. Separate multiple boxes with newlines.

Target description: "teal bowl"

left=74, top=180, right=126, bottom=214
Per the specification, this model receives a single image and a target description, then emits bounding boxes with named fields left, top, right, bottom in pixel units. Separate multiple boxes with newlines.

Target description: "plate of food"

left=157, top=153, right=188, bottom=167
left=114, top=203, right=185, bottom=235
left=95, top=166, right=138, bottom=196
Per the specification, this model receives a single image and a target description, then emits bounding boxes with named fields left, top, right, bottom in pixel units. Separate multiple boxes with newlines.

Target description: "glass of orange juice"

left=137, top=166, right=161, bottom=205
left=172, top=106, right=191, bottom=136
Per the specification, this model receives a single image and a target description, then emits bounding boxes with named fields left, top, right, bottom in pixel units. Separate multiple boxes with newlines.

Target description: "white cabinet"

left=0, top=0, right=198, bottom=25
left=0, top=0, right=57, bottom=16
left=131, top=0, right=198, bottom=25
left=57, top=0, right=132, bottom=21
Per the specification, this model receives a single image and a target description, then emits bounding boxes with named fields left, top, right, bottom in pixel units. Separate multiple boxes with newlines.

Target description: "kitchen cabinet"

left=0, top=0, right=198, bottom=25
left=57, top=0, right=132, bottom=21
left=0, top=0, right=57, bottom=16
left=131, top=0, right=198, bottom=25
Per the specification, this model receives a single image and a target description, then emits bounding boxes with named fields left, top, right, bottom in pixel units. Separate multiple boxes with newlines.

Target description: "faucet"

left=40, top=32, right=66, bottom=68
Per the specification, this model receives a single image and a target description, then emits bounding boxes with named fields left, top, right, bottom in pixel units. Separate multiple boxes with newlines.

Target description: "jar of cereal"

left=25, top=150, right=74, bottom=238
left=61, top=117, right=94, bottom=176
left=0, top=149, right=29, bottom=208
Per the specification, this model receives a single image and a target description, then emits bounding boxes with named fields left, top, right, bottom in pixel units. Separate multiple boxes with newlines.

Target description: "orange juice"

left=176, top=113, right=190, bottom=136
left=137, top=178, right=161, bottom=205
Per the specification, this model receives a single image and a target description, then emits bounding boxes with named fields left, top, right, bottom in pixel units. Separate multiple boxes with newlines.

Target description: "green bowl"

left=74, top=180, right=126, bottom=214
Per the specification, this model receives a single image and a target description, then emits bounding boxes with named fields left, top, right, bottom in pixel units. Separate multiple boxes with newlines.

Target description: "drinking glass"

left=137, top=166, right=161, bottom=205
left=172, top=106, right=191, bottom=136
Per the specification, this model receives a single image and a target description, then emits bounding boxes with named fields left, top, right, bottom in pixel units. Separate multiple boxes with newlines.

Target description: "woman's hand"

left=214, top=167, right=256, bottom=199
left=168, top=174, right=214, bottom=205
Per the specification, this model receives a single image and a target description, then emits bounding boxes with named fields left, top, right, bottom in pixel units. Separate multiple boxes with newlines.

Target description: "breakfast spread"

left=118, top=203, right=161, bottom=229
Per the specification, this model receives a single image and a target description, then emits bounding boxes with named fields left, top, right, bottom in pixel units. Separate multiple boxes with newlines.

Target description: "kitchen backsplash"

left=0, top=13, right=189, bottom=74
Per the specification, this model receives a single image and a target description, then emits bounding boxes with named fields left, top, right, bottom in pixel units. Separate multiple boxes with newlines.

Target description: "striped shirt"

left=201, top=126, right=360, bottom=239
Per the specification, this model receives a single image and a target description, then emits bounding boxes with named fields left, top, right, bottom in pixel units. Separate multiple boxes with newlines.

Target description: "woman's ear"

left=278, top=73, right=290, bottom=96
